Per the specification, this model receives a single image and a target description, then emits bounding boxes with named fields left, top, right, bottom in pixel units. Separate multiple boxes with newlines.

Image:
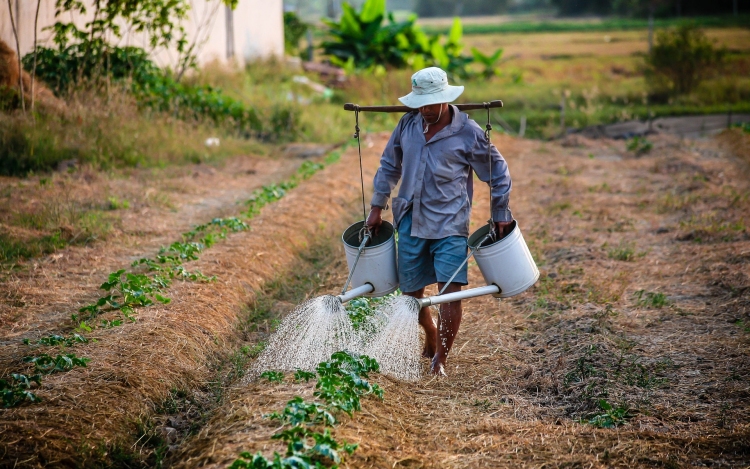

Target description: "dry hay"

left=0, top=39, right=64, bottom=112
left=0, top=136, right=387, bottom=467
left=165, top=134, right=750, bottom=468
left=0, top=155, right=292, bottom=331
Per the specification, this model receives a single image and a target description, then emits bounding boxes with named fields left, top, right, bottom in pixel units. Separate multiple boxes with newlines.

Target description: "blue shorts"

left=397, top=210, right=468, bottom=293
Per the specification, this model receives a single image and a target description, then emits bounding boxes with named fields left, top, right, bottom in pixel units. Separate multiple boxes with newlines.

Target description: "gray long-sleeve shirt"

left=371, top=105, right=512, bottom=239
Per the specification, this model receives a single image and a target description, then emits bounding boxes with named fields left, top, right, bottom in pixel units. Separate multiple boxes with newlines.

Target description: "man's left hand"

left=495, top=220, right=514, bottom=240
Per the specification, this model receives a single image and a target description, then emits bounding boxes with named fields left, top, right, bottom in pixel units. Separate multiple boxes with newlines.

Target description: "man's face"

left=419, top=103, right=446, bottom=121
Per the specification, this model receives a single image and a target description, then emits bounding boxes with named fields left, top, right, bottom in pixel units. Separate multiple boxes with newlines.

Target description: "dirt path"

left=168, top=132, right=750, bottom=468
left=0, top=151, right=314, bottom=336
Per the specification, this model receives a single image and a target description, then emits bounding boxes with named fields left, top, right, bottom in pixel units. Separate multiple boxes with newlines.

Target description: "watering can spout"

left=337, top=283, right=375, bottom=304
left=417, top=284, right=501, bottom=308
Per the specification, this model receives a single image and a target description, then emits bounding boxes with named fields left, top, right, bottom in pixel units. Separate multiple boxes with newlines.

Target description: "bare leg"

left=431, top=282, right=462, bottom=375
left=403, top=288, right=437, bottom=359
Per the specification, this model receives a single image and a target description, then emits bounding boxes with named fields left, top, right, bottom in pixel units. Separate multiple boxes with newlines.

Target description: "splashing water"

left=363, top=295, right=423, bottom=381
left=252, top=295, right=361, bottom=374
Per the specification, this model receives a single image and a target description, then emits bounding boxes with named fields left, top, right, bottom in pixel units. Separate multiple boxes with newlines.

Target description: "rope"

left=484, top=103, right=496, bottom=242
left=354, top=107, right=367, bottom=224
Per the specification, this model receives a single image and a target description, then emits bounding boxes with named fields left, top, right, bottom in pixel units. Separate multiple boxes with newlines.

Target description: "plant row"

left=5, top=157, right=336, bottom=408
left=232, top=351, right=382, bottom=469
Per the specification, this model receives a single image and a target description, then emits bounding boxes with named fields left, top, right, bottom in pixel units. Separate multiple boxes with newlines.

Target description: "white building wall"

left=0, top=0, right=283, bottom=68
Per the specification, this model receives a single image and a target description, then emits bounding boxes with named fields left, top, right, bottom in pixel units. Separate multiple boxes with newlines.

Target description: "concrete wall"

left=0, top=0, right=283, bottom=68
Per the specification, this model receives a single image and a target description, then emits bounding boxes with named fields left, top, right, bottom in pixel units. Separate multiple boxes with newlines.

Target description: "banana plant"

left=471, top=46, right=505, bottom=78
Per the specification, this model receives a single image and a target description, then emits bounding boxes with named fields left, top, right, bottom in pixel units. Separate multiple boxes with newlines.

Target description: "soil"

left=1, top=130, right=749, bottom=468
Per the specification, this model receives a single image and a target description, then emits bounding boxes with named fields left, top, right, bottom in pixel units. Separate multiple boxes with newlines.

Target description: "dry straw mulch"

left=0, top=136, right=386, bottom=467
left=168, top=133, right=750, bottom=468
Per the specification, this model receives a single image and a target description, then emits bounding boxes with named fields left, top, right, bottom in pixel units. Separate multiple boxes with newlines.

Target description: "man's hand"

left=495, top=220, right=514, bottom=240
left=366, top=206, right=383, bottom=236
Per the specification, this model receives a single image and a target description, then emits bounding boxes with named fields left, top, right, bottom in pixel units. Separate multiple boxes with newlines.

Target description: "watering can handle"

left=341, top=233, right=371, bottom=296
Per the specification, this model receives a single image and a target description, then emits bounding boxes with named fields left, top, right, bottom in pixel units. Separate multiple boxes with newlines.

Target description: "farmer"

left=365, top=67, right=513, bottom=376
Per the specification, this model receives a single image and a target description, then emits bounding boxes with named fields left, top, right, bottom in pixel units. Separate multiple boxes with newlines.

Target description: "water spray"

left=254, top=100, right=540, bottom=381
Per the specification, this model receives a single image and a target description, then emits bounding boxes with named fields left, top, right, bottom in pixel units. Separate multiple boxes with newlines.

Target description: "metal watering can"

left=336, top=220, right=539, bottom=307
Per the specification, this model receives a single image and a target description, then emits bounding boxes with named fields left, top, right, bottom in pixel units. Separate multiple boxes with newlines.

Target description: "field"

left=2, top=22, right=750, bottom=469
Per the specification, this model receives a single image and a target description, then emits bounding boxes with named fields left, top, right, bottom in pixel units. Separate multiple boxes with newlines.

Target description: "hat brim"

left=398, top=85, right=464, bottom=109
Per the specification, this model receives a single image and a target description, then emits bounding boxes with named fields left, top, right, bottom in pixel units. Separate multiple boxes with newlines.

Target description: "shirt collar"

left=423, top=104, right=464, bottom=144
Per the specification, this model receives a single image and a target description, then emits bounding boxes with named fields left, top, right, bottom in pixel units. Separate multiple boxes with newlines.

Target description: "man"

left=365, top=67, right=514, bottom=376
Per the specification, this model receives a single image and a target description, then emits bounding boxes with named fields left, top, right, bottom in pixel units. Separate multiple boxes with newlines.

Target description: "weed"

left=626, top=136, right=653, bottom=155
left=106, top=196, right=130, bottom=210
left=564, top=345, right=601, bottom=386
left=634, top=290, right=670, bottom=308
left=1, top=374, right=42, bottom=408
left=582, top=399, right=630, bottom=428
left=24, top=353, right=90, bottom=374
left=735, top=319, right=750, bottom=334
left=260, top=371, right=285, bottom=383
left=606, top=241, right=641, bottom=261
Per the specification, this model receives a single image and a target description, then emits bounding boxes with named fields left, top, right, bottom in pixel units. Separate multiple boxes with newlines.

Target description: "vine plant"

left=231, top=352, right=383, bottom=469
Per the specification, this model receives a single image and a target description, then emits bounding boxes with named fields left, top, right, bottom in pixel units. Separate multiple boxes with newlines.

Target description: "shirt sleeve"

left=466, top=128, right=513, bottom=222
left=370, top=116, right=406, bottom=209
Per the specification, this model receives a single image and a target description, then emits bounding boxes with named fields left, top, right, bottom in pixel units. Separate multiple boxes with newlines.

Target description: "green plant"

left=24, top=353, right=90, bottom=374
left=645, top=24, right=726, bottom=96
left=626, top=136, right=653, bottom=155
left=470, top=47, right=504, bottom=79
left=284, top=12, right=309, bottom=57
left=23, top=333, right=89, bottom=347
left=294, top=370, right=316, bottom=382
left=582, top=399, right=630, bottom=428
left=633, top=290, right=670, bottom=308
left=320, top=0, right=473, bottom=77
left=231, top=352, right=381, bottom=469
left=260, top=371, right=285, bottom=383
left=106, top=196, right=130, bottom=210
left=78, top=269, right=171, bottom=321
left=345, top=297, right=379, bottom=330
left=1, top=374, right=42, bottom=408
left=606, top=241, right=639, bottom=261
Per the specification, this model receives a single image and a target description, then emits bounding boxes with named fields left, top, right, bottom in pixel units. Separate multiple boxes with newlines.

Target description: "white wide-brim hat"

left=398, top=67, right=464, bottom=109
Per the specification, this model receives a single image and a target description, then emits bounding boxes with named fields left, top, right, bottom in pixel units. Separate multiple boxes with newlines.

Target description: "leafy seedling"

left=582, top=399, right=630, bottom=428
left=260, top=370, right=285, bottom=383
left=1, top=374, right=42, bottom=408
left=24, top=353, right=91, bottom=374
left=634, top=290, right=670, bottom=308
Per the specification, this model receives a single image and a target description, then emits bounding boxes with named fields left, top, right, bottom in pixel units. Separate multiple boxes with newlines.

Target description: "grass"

left=606, top=241, right=642, bottom=261
left=421, top=15, right=750, bottom=36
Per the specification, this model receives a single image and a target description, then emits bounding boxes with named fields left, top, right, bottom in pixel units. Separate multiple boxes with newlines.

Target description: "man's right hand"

left=366, top=206, right=383, bottom=236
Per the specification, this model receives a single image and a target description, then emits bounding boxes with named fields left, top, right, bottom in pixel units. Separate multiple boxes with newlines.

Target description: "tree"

left=645, top=24, right=725, bottom=95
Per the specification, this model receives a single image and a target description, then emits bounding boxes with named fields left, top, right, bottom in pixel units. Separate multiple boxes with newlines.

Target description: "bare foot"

left=430, top=355, right=447, bottom=376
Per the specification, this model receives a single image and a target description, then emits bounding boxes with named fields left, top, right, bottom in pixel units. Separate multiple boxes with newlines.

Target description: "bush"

left=645, top=24, right=725, bottom=96
left=22, top=45, right=277, bottom=139
left=284, top=11, right=309, bottom=57
left=321, top=0, right=489, bottom=79
left=22, top=43, right=158, bottom=96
